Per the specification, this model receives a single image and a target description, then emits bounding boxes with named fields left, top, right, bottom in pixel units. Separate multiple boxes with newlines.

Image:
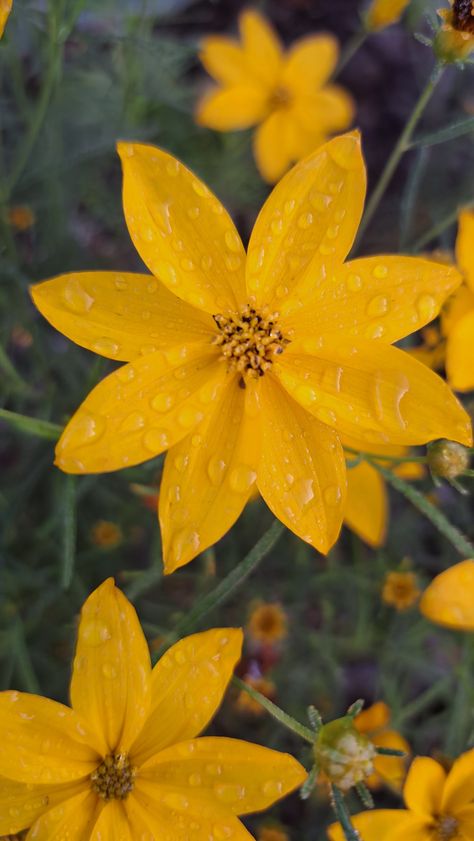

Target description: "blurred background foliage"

left=0, top=0, right=473, bottom=838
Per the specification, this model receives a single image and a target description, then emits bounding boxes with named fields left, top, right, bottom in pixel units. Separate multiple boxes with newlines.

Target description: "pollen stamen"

left=212, top=305, right=289, bottom=378
left=435, top=815, right=460, bottom=841
left=90, top=753, right=137, bottom=801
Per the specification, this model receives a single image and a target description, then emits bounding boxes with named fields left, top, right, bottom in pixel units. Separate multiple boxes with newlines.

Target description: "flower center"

left=90, top=753, right=137, bottom=801
left=212, top=305, right=289, bottom=378
left=453, top=0, right=474, bottom=33
left=435, top=815, right=460, bottom=841
left=269, top=85, right=292, bottom=110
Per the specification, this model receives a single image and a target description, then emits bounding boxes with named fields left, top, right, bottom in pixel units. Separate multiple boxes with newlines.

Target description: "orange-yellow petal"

left=246, top=132, right=366, bottom=310
left=441, top=284, right=474, bottom=337
left=345, top=460, right=387, bottom=548
left=54, top=345, right=225, bottom=474
left=420, top=560, right=474, bottom=631
left=140, top=736, right=306, bottom=814
left=445, top=310, right=474, bottom=392
left=131, top=629, right=243, bottom=766
left=292, top=87, right=354, bottom=134
left=403, top=756, right=446, bottom=817
left=274, top=337, right=472, bottom=446
left=89, top=799, right=132, bottom=841
left=354, top=701, right=391, bottom=735
left=371, top=730, right=410, bottom=792
left=0, top=692, right=98, bottom=784
left=159, top=377, right=261, bottom=573
left=256, top=375, right=346, bottom=554
left=282, top=256, right=462, bottom=342
left=441, top=748, right=474, bottom=814
left=70, top=578, right=151, bottom=756
left=30, top=272, right=214, bottom=362
left=327, top=810, right=413, bottom=841
left=118, top=142, right=247, bottom=313
left=0, top=777, right=85, bottom=836
left=0, top=0, right=12, bottom=38
left=456, top=209, right=474, bottom=291
left=253, top=110, right=294, bottom=184
left=196, top=85, right=269, bottom=131
left=26, top=789, right=100, bottom=841
left=239, top=9, right=283, bottom=88
left=199, top=35, right=255, bottom=86
left=281, top=35, right=339, bottom=95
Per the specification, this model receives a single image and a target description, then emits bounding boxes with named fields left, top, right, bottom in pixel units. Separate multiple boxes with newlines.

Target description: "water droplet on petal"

left=366, top=295, right=390, bottom=317
left=224, top=229, right=241, bottom=253
left=151, top=393, right=174, bottom=412
left=228, top=465, right=257, bottom=493
left=328, top=134, right=361, bottom=170
left=102, top=662, right=118, bottom=679
left=297, top=212, right=313, bottom=230
left=178, top=406, right=204, bottom=428
left=143, top=428, right=170, bottom=452
left=92, top=337, right=120, bottom=357
left=80, top=620, right=111, bottom=647
left=347, top=273, right=362, bottom=291
left=416, top=294, right=437, bottom=322
left=120, top=412, right=146, bottom=432
left=373, top=264, right=388, bottom=279
left=170, top=528, right=201, bottom=563
left=262, top=780, right=283, bottom=797
left=62, top=277, right=95, bottom=314
left=207, top=456, right=226, bottom=486
left=293, top=478, right=315, bottom=509
left=324, top=485, right=342, bottom=506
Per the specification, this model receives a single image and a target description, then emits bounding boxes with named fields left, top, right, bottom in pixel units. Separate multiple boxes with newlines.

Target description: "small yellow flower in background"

left=382, top=570, right=421, bottom=610
left=354, top=702, right=410, bottom=791
left=420, top=559, right=474, bottom=630
left=235, top=675, right=277, bottom=716
left=90, top=519, right=123, bottom=549
left=257, top=824, right=290, bottom=841
left=436, top=0, right=474, bottom=61
left=365, top=0, right=411, bottom=31
left=31, top=133, right=472, bottom=573
left=0, top=0, right=12, bottom=38
left=441, top=210, right=474, bottom=391
left=196, top=9, right=354, bottom=183
left=248, top=602, right=288, bottom=645
left=0, top=579, right=305, bottom=839
left=328, top=749, right=474, bottom=841
left=7, top=205, right=35, bottom=231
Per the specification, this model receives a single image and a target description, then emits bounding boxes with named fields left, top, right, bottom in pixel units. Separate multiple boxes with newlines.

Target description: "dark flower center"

left=269, top=85, right=293, bottom=110
left=452, top=0, right=474, bottom=33
left=212, top=305, right=289, bottom=378
left=435, top=815, right=460, bottom=841
left=90, top=753, right=137, bottom=801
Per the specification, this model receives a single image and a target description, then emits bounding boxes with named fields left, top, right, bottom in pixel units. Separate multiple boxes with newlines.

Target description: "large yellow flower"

left=328, top=749, right=474, bottom=840
left=443, top=210, right=474, bottom=391
left=196, top=9, right=354, bottom=183
left=0, top=0, right=12, bottom=38
left=31, top=132, right=472, bottom=573
left=0, top=579, right=305, bottom=840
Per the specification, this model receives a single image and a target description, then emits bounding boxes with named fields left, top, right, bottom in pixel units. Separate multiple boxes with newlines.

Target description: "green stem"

left=12, top=618, right=40, bottom=694
left=334, top=30, right=368, bottom=77
left=410, top=205, right=462, bottom=253
left=396, top=675, right=452, bottom=725
left=344, top=446, right=427, bottom=465
left=61, top=476, right=76, bottom=589
left=331, top=785, right=361, bottom=841
left=0, top=345, right=31, bottom=394
left=0, top=409, right=62, bottom=440
left=232, top=676, right=315, bottom=744
left=372, top=461, right=474, bottom=557
left=356, top=62, right=445, bottom=246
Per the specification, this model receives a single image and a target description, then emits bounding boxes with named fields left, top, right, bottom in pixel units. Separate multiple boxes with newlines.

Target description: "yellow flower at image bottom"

left=196, top=9, right=354, bottom=183
left=0, top=579, right=305, bottom=840
left=31, top=132, right=472, bottom=573
left=328, top=749, right=474, bottom=840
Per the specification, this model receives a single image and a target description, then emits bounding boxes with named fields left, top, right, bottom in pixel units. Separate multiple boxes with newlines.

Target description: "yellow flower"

left=258, top=826, right=289, bottom=841
left=328, top=749, right=474, bottom=841
left=31, top=133, right=472, bottom=573
left=0, top=579, right=305, bottom=839
left=247, top=602, right=287, bottom=645
left=420, top=559, right=474, bottom=630
left=0, top=0, right=12, bottom=38
left=382, top=570, right=421, bottom=610
left=90, top=520, right=123, bottom=549
left=196, top=10, right=354, bottom=183
left=8, top=205, right=35, bottom=231
left=235, top=676, right=276, bottom=716
left=436, top=0, right=474, bottom=61
left=442, top=210, right=474, bottom=391
left=365, top=0, right=411, bottom=31
left=354, top=702, right=410, bottom=792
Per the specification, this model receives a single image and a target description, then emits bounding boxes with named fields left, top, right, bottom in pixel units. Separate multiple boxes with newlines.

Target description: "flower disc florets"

left=213, top=305, right=290, bottom=378
left=436, top=815, right=459, bottom=840
left=315, top=716, right=376, bottom=791
left=436, top=1, right=474, bottom=60
left=90, top=753, right=137, bottom=801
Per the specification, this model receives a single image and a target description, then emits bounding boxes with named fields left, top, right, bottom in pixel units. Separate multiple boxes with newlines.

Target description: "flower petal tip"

left=327, top=130, right=363, bottom=170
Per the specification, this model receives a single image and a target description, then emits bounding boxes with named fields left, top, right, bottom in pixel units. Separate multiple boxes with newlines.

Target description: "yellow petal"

left=293, top=87, right=354, bottom=134
left=196, top=85, right=269, bottom=130
left=0, top=777, right=85, bottom=836
left=458, top=805, right=474, bottom=839
left=403, top=756, right=446, bottom=817
left=26, top=789, right=99, bottom=841
left=274, top=337, right=472, bottom=446
left=345, top=460, right=387, bottom=548
left=89, top=800, right=132, bottom=841
left=256, top=375, right=346, bottom=554
left=441, top=284, right=474, bottom=336
left=446, top=310, right=474, bottom=392
left=131, top=629, right=243, bottom=766
left=140, top=736, right=306, bottom=814
left=70, top=578, right=151, bottom=755
left=327, top=810, right=413, bottom=841
left=239, top=9, right=283, bottom=87
left=441, top=748, right=474, bottom=813
left=246, top=132, right=366, bottom=310
left=55, top=345, right=225, bottom=474
left=199, top=36, right=255, bottom=86
left=420, top=560, right=474, bottom=631
left=30, top=272, right=214, bottom=362
left=371, top=730, right=410, bottom=792
left=354, top=701, right=391, bottom=735
left=253, top=110, right=294, bottom=184
left=159, top=377, right=261, bottom=573
left=118, top=142, right=247, bottom=313
left=0, top=692, right=97, bottom=784
left=456, top=209, right=474, bottom=292
left=0, top=0, right=12, bottom=38
left=281, top=256, right=462, bottom=342
left=281, top=35, right=339, bottom=94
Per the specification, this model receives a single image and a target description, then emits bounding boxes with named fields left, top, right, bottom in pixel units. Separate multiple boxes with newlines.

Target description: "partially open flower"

left=435, top=1, right=474, bottom=62
left=365, top=0, right=411, bottom=32
left=315, top=716, right=376, bottom=791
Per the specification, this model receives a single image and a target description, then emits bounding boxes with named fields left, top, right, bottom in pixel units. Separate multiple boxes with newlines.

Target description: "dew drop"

left=316, top=407, right=337, bottom=426
left=297, top=212, right=313, bottom=230
left=224, top=229, right=241, bottom=253
left=192, top=179, right=210, bottom=198
left=62, top=277, right=94, bottom=314
left=324, top=485, right=342, bottom=506
left=151, top=393, right=174, bottom=412
left=171, top=528, right=201, bottom=563
left=201, top=255, right=213, bottom=271
left=262, top=780, right=283, bottom=797
left=64, top=412, right=106, bottom=447
left=276, top=284, right=289, bottom=299
left=366, top=295, right=390, bottom=317
left=80, top=620, right=111, bottom=647
left=174, top=454, right=189, bottom=473
left=178, top=406, right=204, bottom=428
left=120, top=412, right=146, bottom=432
left=187, top=206, right=200, bottom=220
left=373, top=264, right=388, bottom=279
left=207, top=456, right=226, bottom=486
left=309, top=191, right=333, bottom=212
left=228, top=465, right=257, bottom=493
left=180, top=258, right=195, bottom=272
left=147, top=280, right=158, bottom=293
left=328, top=134, right=361, bottom=170
left=92, top=337, right=120, bottom=357
left=102, top=662, right=118, bottom=680
left=347, top=273, right=362, bottom=291
left=293, top=478, right=315, bottom=509
left=271, top=217, right=283, bottom=235
left=143, top=428, right=170, bottom=452
left=114, top=275, right=128, bottom=291
left=116, top=365, right=136, bottom=383
left=284, top=199, right=296, bottom=215
left=416, top=294, right=437, bottom=322
left=189, top=773, right=202, bottom=787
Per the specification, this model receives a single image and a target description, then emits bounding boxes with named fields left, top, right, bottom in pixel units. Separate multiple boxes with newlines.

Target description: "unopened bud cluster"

left=427, top=440, right=470, bottom=480
left=314, top=716, right=376, bottom=791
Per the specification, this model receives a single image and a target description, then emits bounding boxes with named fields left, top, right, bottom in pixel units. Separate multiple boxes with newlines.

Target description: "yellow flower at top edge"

left=365, top=0, right=411, bottom=32
left=247, top=602, right=288, bottom=645
left=0, top=0, right=12, bottom=38
left=196, top=9, right=354, bottom=183
left=442, top=210, right=474, bottom=391
left=420, top=558, right=474, bottom=630
left=354, top=701, right=410, bottom=792
left=328, top=749, right=474, bottom=841
left=0, top=578, right=306, bottom=840
left=436, top=0, right=474, bottom=61
left=31, top=133, right=472, bottom=574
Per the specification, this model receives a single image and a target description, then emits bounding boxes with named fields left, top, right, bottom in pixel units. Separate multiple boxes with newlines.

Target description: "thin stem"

left=61, top=476, right=76, bottom=590
left=0, top=344, right=31, bottom=394
left=396, top=675, right=452, bottom=726
left=356, top=62, right=445, bottom=247
left=344, top=446, right=427, bottom=465
left=232, top=677, right=315, bottom=744
left=331, top=785, right=361, bottom=841
left=410, top=205, right=462, bottom=252
left=334, top=30, right=368, bottom=77
left=0, top=409, right=62, bottom=440
left=372, top=461, right=474, bottom=557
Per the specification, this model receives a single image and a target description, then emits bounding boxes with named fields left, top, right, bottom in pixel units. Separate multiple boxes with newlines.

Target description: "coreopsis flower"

left=196, top=10, right=354, bottom=183
left=365, top=0, right=411, bottom=31
left=382, top=570, right=421, bottom=610
left=0, top=0, right=12, bottom=38
left=0, top=579, right=305, bottom=839
left=420, top=559, right=474, bottom=630
left=247, top=602, right=287, bottom=645
left=436, top=0, right=474, bottom=61
left=31, top=133, right=472, bottom=573
left=354, top=702, right=410, bottom=791
left=90, top=519, right=123, bottom=549
left=328, top=749, right=474, bottom=841
left=442, top=210, right=474, bottom=391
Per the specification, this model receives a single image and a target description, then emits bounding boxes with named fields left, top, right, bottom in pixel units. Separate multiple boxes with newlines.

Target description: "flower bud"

left=314, top=716, right=376, bottom=791
left=365, top=0, right=411, bottom=31
left=427, top=440, right=470, bottom=479
left=435, top=2, right=474, bottom=62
